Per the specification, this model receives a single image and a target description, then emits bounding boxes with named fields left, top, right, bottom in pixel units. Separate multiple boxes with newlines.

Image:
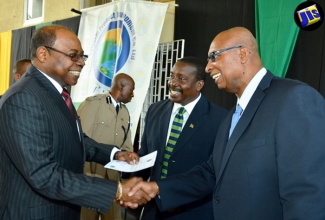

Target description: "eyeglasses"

left=44, top=46, right=88, bottom=62
left=207, top=45, right=242, bottom=62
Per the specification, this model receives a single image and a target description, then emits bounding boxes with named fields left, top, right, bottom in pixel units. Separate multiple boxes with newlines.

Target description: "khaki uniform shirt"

left=77, top=92, right=133, bottom=180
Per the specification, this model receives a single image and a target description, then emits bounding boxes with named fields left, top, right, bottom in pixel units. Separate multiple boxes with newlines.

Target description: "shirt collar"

left=172, top=93, right=201, bottom=115
left=237, top=67, right=267, bottom=111
left=38, top=68, right=64, bottom=94
left=109, top=95, right=119, bottom=107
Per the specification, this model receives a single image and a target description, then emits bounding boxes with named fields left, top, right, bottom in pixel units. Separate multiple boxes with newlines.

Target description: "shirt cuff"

left=111, top=147, right=120, bottom=161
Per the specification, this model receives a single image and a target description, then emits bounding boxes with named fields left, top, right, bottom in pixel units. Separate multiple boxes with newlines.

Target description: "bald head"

left=110, top=73, right=135, bottom=103
left=206, top=27, right=263, bottom=98
left=212, top=27, right=259, bottom=58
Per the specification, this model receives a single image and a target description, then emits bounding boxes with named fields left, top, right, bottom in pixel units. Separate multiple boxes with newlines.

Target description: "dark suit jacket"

left=136, top=95, right=227, bottom=220
left=0, top=65, right=118, bottom=220
left=156, top=71, right=325, bottom=219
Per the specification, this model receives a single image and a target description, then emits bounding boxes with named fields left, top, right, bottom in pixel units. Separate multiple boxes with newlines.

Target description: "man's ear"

left=13, top=73, right=20, bottom=81
left=239, top=47, right=249, bottom=64
left=196, top=80, right=204, bottom=92
left=36, top=46, right=48, bottom=63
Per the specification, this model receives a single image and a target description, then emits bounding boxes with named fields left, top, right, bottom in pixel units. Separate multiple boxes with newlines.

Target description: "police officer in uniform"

left=77, top=73, right=135, bottom=220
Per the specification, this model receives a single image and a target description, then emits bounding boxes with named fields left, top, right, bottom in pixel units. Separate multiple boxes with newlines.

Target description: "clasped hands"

left=113, top=152, right=159, bottom=208
left=115, top=177, right=159, bottom=209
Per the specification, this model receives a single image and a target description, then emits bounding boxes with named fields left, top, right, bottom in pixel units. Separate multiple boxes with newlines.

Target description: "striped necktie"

left=161, top=107, right=186, bottom=179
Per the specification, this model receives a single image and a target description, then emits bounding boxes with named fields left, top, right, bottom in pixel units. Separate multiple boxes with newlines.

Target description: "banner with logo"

left=72, top=0, right=168, bottom=143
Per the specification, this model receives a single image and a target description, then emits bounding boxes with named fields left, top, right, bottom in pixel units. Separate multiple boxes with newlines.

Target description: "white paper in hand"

left=104, top=151, right=157, bottom=172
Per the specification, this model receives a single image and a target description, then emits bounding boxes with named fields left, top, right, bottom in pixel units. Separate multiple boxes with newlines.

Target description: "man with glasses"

left=125, top=27, right=325, bottom=219
left=0, top=24, right=145, bottom=220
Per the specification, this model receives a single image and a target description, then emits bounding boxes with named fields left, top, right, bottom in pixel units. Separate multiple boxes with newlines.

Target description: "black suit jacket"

left=137, top=95, right=227, bottom=220
left=156, top=71, right=325, bottom=220
left=0, top=65, right=118, bottom=220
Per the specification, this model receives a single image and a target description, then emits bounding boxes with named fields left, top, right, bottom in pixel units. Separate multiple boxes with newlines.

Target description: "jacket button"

left=215, top=196, right=220, bottom=203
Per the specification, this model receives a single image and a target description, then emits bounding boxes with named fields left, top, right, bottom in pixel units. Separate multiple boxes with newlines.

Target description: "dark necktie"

left=161, top=107, right=186, bottom=179
left=116, top=104, right=120, bottom=114
left=229, top=104, right=243, bottom=138
left=62, top=89, right=75, bottom=119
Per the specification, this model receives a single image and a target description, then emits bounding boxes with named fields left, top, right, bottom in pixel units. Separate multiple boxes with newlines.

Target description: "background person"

left=134, top=57, right=227, bottom=220
left=77, top=73, right=135, bottom=220
left=13, top=58, right=31, bottom=82
left=127, top=26, right=325, bottom=220
left=0, top=59, right=31, bottom=98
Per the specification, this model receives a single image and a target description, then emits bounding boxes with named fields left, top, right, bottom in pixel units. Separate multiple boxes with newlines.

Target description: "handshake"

left=115, top=177, right=159, bottom=208
left=113, top=151, right=159, bottom=208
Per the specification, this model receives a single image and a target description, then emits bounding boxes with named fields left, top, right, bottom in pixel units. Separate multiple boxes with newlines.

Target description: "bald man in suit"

left=127, top=27, right=325, bottom=220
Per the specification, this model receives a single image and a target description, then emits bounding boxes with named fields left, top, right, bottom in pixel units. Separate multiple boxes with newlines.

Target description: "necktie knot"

left=235, top=104, right=243, bottom=114
left=62, top=89, right=75, bottom=119
left=178, top=107, right=186, bottom=116
left=62, top=88, right=70, bottom=99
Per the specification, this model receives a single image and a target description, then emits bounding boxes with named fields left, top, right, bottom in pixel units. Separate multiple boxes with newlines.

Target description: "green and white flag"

left=255, top=0, right=305, bottom=77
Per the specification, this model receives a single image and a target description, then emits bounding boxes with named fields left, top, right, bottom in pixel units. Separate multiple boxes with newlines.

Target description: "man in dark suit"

left=134, top=57, right=227, bottom=220
left=126, top=27, right=325, bottom=219
left=0, top=24, right=144, bottom=220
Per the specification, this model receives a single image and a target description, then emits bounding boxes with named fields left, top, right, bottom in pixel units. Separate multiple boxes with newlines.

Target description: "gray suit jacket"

left=156, top=71, right=325, bottom=220
left=0, top=65, right=118, bottom=220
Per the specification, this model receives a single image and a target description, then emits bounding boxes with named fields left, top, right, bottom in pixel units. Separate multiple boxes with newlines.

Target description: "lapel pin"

left=189, top=124, right=194, bottom=128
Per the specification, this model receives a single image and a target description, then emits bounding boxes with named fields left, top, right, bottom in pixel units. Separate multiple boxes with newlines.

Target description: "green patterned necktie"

left=161, top=107, right=186, bottom=179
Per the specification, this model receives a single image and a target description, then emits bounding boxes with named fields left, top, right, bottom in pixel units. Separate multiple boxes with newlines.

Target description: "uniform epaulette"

left=85, top=94, right=105, bottom=101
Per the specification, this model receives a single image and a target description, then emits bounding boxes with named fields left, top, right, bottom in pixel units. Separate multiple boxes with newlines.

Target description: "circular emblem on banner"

left=93, top=19, right=132, bottom=87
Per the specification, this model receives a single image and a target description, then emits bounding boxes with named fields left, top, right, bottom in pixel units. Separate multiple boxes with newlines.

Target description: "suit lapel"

left=157, top=101, right=173, bottom=162
left=216, top=71, right=274, bottom=184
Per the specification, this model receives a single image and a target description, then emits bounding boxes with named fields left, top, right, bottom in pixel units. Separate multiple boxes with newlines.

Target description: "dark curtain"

left=10, top=26, right=35, bottom=85
left=175, top=0, right=325, bottom=110
left=175, top=0, right=255, bottom=110
left=286, top=0, right=325, bottom=98
left=54, top=16, right=81, bottom=35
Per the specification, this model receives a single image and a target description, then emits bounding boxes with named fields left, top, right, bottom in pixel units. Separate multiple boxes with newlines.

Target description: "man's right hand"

left=115, top=177, right=152, bottom=208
